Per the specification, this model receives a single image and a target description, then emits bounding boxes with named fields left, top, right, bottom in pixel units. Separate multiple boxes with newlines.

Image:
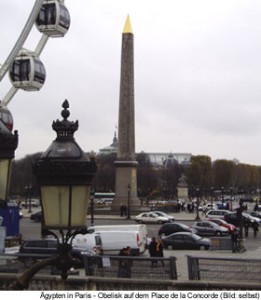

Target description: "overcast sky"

left=1, top=0, right=261, bottom=165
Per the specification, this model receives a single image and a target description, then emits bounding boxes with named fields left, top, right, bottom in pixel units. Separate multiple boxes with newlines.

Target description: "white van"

left=88, top=224, right=148, bottom=254
left=71, top=232, right=103, bottom=255
left=82, top=230, right=144, bottom=255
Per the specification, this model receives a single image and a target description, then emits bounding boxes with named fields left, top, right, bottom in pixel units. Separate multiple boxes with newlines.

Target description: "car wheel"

left=158, top=220, right=163, bottom=224
left=199, top=245, right=205, bottom=250
left=138, top=220, right=143, bottom=224
left=215, top=231, right=221, bottom=236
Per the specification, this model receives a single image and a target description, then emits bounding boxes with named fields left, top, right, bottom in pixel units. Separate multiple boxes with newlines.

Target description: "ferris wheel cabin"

left=35, top=0, right=70, bottom=37
left=9, top=54, right=46, bottom=91
left=0, top=104, right=13, bottom=132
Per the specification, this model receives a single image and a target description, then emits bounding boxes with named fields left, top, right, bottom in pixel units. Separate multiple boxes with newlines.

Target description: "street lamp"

left=9, top=100, right=97, bottom=289
left=221, top=186, right=224, bottom=206
left=0, top=107, right=18, bottom=205
left=127, top=184, right=131, bottom=219
left=195, top=187, right=201, bottom=221
left=90, top=188, right=95, bottom=226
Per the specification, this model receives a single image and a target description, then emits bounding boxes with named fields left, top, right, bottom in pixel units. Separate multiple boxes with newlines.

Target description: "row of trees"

left=9, top=152, right=261, bottom=200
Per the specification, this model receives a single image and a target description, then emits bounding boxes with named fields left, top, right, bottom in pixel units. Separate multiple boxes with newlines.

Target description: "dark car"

left=161, top=232, right=210, bottom=250
left=192, top=221, right=229, bottom=236
left=246, top=211, right=261, bottom=221
left=158, top=222, right=197, bottom=237
left=18, top=239, right=92, bottom=267
left=30, top=210, right=42, bottom=222
left=224, top=212, right=257, bottom=227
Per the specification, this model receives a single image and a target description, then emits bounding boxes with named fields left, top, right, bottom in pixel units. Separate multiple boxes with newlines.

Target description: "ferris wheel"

left=0, top=0, right=70, bottom=131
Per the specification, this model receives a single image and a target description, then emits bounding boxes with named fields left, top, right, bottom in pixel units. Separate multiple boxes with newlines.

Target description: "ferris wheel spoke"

left=2, top=87, right=18, bottom=106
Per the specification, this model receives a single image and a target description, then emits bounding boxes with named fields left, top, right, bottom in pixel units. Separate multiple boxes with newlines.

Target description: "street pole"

left=195, top=188, right=200, bottom=221
left=127, top=184, right=131, bottom=220
left=90, top=188, right=95, bottom=226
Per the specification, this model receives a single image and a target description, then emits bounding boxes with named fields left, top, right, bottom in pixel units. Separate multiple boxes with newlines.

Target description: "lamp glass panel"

left=71, top=186, right=89, bottom=227
left=41, top=186, right=69, bottom=228
left=0, top=159, right=10, bottom=200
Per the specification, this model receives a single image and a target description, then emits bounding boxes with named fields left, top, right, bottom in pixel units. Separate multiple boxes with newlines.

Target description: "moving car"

left=224, top=212, right=258, bottom=227
left=152, top=211, right=175, bottom=222
left=18, top=239, right=95, bottom=267
left=205, top=209, right=231, bottom=219
left=161, top=232, right=210, bottom=250
left=207, top=218, right=235, bottom=233
left=30, top=210, right=42, bottom=222
left=158, top=222, right=197, bottom=237
left=135, top=212, right=170, bottom=224
left=192, top=221, right=229, bottom=236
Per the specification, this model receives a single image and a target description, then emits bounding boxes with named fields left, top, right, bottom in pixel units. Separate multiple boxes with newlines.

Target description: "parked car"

left=30, top=210, right=42, bottom=222
left=224, top=212, right=258, bottom=227
left=18, top=239, right=94, bottom=267
left=161, top=232, right=210, bottom=250
left=191, top=221, right=229, bottom=236
left=248, top=211, right=261, bottom=220
left=216, top=202, right=230, bottom=210
left=205, top=209, right=231, bottom=219
left=158, top=222, right=197, bottom=237
left=19, top=208, right=23, bottom=219
left=152, top=211, right=175, bottom=222
left=135, top=212, right=170, bottom=224
left=243, top=212, right=261, bottom=223
left=207, top=218, right=235, bottom=233
left=202, top=203, right=217, bottom=213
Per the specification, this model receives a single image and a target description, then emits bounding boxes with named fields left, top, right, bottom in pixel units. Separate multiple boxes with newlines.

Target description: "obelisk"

left=113, top=16, right=140, bottom=212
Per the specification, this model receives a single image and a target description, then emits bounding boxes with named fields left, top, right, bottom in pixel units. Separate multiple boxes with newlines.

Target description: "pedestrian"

left=149, top=237, right=158, bottom=267
left=156, top=238, right=164, bottom=267
left=118, top=246, right=132, bottom=278
left=231, top=229, right=239, bottom=253
left=244, top=219, right=249, bottom=238
left=253, top=221, right=259, bottom=238
left=120, top=204, right=124, bottom=217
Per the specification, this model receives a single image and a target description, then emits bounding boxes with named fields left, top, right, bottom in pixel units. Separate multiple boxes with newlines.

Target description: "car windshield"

left=191, top=233, right=201, bottom=241
left=154, top=212, right=166, bottom=216
left=179, top=224, right=190, bottom=229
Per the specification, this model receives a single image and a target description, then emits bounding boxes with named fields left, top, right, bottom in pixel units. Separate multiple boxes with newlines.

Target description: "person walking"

left=244, top=219, right=250, bottom=238
left=149, top=237, right=158, bottom=267
left=118, top=246, right=132, bottom=278
left=253, top=221, right=259, bottom=238
left=231, top=229, right=239, bottom=253
left=156, top=238, right=164, bottom=267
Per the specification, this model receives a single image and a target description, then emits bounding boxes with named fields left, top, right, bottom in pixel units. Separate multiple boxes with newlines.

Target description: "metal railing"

left=84, top=255, right=177, bottom=280
left=187, top=255, right=261, bottom=283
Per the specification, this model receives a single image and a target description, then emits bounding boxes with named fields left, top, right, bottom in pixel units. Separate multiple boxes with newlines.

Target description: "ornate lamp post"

left=10, top=100, right=97, bottom=290
left=34, top=99, right=97, bottom=242
left=0, top=107, right=18, bottom=205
